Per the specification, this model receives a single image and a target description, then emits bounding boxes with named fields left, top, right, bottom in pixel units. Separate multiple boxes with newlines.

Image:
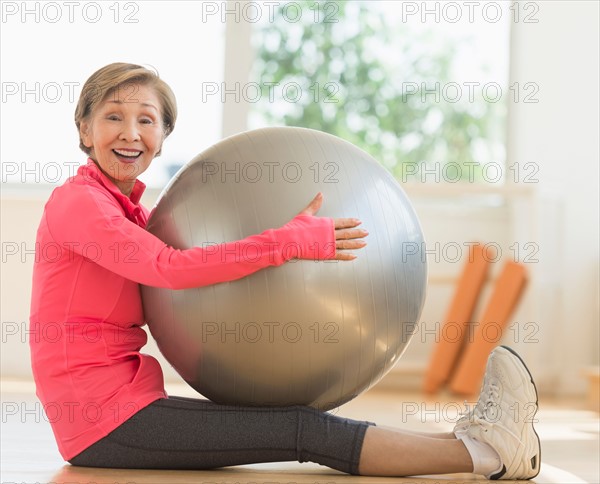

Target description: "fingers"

left=334, top=217, right=362, bottom=230
left=334, top=226, right=368, bottom=261
left=298, top=192, right=323, bottom=217
left=335, top=252, right=358, bottom=261
left=336, top=239, right=367, bottom=250
left=297, top=197, right=367, bottom=261
left=335, top=227, right=369, bottom=241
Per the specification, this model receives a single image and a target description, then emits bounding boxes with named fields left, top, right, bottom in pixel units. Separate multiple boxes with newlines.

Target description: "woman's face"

left=80, top=83, right=164, bottom=196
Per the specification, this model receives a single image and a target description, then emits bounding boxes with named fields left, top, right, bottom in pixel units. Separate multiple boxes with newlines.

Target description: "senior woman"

left=29, top=63, right=540, bottom=480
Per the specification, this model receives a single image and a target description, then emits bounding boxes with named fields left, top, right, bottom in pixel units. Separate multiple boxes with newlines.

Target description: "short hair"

left=75, top=62, right=177, bottom=155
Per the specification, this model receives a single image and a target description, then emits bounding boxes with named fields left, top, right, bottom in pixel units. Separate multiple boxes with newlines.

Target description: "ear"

left=80, top=120, right=92, bottom=148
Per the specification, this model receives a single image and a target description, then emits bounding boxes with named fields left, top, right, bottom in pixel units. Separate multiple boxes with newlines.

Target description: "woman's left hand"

left=298, top=192, right=368, bottom=261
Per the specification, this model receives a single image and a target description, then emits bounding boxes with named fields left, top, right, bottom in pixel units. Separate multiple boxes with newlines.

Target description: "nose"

left=119, top=119, right=141, bottom=142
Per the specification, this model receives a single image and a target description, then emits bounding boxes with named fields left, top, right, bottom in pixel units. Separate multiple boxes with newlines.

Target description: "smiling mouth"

left=113, top=149, right=142, bottom=159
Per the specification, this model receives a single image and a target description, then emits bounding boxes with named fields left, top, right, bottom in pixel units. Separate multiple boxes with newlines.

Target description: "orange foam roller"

left=422, top=243, right=491, bottom=394
left=449, top=261, right=528, bottom=396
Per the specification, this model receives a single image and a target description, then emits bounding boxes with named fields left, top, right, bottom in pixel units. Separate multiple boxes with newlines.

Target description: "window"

left=249, top=1, right=512, bottom=184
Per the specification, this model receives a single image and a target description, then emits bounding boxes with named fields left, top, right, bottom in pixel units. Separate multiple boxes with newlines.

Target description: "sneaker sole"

left=498, top=345, right=541, bottom=479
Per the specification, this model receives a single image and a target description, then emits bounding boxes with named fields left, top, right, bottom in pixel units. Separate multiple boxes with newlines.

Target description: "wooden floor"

left=1, top=379, right=598, bottom=483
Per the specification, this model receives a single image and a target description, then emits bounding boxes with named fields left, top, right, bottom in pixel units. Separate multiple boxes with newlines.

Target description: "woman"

left=30, top=63, right=540, bottom=479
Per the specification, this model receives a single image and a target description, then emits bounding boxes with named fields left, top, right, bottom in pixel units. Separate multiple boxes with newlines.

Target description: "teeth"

left=114, top=149, right=141, bottom=157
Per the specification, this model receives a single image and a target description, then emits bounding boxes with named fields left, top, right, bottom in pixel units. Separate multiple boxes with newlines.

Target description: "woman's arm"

left=44, top=183, right=337, bottom=290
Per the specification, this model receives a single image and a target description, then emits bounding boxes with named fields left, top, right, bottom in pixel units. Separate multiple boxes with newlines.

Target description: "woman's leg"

left=70, top=395, right=470, bottom=477
left=377, top=426, right=457, bottom=439
left=70, top=346, right=538, bottom=478
left=358, top=426, right=473, bottom=476
left=69, top=396, right=372, bottom=475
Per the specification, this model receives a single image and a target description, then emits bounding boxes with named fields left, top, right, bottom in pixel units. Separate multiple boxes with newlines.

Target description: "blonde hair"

left=75, top=63, right=177, bottom=155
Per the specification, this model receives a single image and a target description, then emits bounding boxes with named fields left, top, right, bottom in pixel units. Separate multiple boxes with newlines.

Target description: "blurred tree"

left=250, top=1, right=506, bottom=182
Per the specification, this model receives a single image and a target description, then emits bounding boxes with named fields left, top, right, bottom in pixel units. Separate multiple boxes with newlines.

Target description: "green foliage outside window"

left=250, top=1, right=506, bottom=183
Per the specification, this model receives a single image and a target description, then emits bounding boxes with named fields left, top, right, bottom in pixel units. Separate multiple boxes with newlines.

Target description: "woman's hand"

left=298, top=192, right=368, bottom=261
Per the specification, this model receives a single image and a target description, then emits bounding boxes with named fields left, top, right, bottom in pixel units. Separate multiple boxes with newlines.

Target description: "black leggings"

left=69, top=396, right=375, bottom=475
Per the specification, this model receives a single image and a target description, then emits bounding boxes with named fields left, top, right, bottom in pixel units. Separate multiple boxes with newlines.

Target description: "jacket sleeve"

left=44, top=183, right=336, bottom=290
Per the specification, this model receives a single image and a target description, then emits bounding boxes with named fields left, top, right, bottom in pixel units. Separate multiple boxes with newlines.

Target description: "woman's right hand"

left=298, top=192, right=368, bottom=261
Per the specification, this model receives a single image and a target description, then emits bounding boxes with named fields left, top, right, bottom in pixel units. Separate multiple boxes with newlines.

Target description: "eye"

left=106, top=114, right=121, bottom=121
left=140, top=117, right=154, bottom=124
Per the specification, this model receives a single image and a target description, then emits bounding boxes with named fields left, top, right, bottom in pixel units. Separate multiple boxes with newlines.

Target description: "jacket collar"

left=80, top=158, right=146, bottom=218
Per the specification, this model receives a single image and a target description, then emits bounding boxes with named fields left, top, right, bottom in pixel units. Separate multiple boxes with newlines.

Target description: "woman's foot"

left=454, top=345, right=541, bottom=480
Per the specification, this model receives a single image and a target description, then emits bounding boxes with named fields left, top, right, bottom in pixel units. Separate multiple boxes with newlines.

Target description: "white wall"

left=507, top=0, right=600, bottom=393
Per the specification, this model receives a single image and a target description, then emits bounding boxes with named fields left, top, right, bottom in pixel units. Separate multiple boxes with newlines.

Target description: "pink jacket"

left=29, top=158, right=336, bottom=460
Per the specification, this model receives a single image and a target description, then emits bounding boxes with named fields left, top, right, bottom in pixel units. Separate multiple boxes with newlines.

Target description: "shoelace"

left=456, top=400, right=474, bottom=426
left=455, top=379, right=501, bottom=430
left=474, top=378, right=501, bottom=425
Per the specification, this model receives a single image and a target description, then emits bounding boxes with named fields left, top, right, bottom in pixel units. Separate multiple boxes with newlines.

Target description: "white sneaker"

left=455, top=345, right=541, bottom=480
left=454, top=401, right=475, bottom=437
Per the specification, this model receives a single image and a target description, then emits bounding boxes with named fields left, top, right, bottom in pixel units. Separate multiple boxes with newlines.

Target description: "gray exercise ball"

left=141, top=127, right=427, bottom=410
